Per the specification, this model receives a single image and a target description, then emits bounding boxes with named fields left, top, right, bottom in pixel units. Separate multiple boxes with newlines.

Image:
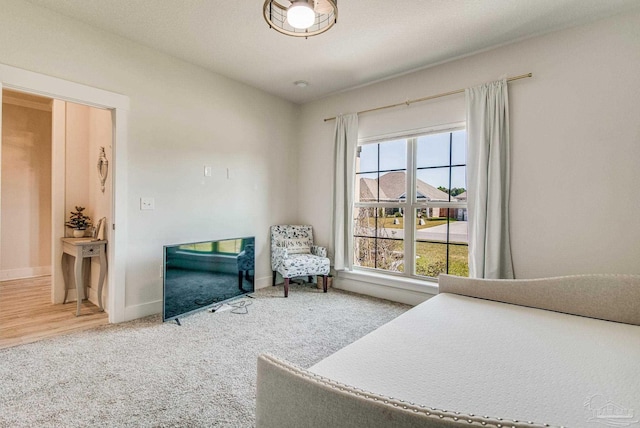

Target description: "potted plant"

left=315, top=274, right=334, bottom=290
left=66, top=206, right=92, bottom=238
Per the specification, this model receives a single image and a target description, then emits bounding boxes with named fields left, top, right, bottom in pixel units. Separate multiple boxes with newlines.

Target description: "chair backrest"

left=270, top=225, right=314, bottom=269
left=237, top=243, right=255, bottom=271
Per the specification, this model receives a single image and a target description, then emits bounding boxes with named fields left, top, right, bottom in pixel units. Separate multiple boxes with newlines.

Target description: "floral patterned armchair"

left=270, top=225, right=330, bottom=297
left=237, top=242, right=254, bottom=291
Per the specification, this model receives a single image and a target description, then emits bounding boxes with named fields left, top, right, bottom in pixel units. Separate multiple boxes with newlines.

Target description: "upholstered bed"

left=256, top=274, right=640, bottom=427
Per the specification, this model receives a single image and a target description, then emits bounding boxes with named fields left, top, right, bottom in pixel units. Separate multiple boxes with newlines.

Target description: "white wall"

left=62, top=102, right=112, bottom=237
left=0, top=0, right=299, bottom=319
left=87, top=107, right=113, bottom=308
left=298, top=11, right=640, bottom=287
left=88, top=107, right=113, bottom=232
left=53, top=101, right=113, bottom=306
left=0, top=99, right=52, bottom=280
left=64, top=103, right=91, bottom=223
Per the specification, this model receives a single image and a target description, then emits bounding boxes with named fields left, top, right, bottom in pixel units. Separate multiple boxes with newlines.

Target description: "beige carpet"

left=0, top=283, right=409, bottom=427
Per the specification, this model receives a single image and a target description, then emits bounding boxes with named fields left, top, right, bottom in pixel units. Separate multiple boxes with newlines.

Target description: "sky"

left=358, top=130, right=466, bottom=190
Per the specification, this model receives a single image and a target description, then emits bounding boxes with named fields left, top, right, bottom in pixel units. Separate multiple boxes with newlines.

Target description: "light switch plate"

left=140, top=197, right=155, bottom=210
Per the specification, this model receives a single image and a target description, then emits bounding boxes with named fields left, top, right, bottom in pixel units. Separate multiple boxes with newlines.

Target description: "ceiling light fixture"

left=294, top=80, right=309, bottom=88
left=263, top=0, right=338, bottom=38
left=287, top=1, right=315, bottom=29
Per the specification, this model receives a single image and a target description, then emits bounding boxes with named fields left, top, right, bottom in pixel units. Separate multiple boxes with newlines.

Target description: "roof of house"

left=379, top=172, right=406, bottom=200
left=454, top=191, right=467, bottom=201
left=359, top=171, right=452, bottom=202
left=359, top=177, right=389, bottom=202
left=416, top=179, right=452, bottom=202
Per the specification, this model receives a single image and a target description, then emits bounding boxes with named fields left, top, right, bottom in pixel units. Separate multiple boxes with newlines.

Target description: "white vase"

left=73, top=229, right=85, bottom=238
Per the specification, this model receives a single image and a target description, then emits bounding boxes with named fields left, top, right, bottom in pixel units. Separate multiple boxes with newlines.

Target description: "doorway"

left=0, top=90, right=52, bottom=282
left=0, top=63, right=129, bottom=327
left=0, top=90, right=112, bottom=347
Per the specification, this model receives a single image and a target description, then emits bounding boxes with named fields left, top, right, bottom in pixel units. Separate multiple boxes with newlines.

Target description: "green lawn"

left=369, top=217, right=453, bottom=230
left=415, top=242, right=469, bottom=278
left=356, top=214, right=468, bottom=278
left=354, top=238, right=469, bottom=278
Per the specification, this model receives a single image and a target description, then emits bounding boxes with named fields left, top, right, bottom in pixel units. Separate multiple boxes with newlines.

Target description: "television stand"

left=174, top=318, right=181, bottom=326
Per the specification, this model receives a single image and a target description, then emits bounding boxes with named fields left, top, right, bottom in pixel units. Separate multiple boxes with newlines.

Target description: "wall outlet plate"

left=140, top=197, right=155, bottom=210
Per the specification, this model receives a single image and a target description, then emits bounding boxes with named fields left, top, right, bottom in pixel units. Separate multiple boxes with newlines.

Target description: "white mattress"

left=309, top=293, right=640, bottom=427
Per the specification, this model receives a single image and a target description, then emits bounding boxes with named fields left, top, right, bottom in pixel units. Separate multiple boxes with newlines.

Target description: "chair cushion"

left=279, top=254, right=330, bottom=278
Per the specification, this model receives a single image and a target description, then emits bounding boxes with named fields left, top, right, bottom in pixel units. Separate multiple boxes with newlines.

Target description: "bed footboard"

left=438, top=274, right=640, bottom=325
left=256, top=354, right=549, bottom=428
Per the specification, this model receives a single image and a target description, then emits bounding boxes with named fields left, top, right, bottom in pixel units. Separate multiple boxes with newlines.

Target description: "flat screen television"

left=163, top=236, right=255, bottom=322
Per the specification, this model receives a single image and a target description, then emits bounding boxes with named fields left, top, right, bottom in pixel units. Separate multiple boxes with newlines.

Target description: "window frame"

left=178, top=238, right=244, bottom=255
left=353, top=122, right=467, bottom=280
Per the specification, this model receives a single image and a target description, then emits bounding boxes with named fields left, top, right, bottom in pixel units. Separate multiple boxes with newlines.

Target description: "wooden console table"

left=61, top=238, right=107, bottom=316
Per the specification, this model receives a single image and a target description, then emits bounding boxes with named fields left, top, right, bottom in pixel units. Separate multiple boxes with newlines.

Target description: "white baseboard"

left=0, top=266, right=52, bottom=281
left=121, top=275, right=273, bottom=322
left=113, top=273, right=432, bottom=322
left=124, top=300, right=162, bottom=322
left=335, top=271, right=437, bottom=306
left=254, top=274, right=273, bottom=290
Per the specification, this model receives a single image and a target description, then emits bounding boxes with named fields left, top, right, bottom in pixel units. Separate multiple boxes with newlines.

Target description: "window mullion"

left=405, top=138, right=417, bottom=278
left=446, top=132, right=453, bottom=273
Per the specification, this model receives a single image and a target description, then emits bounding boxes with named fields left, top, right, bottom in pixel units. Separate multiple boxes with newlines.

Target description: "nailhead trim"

left=261, top=354, right=559, bottom=428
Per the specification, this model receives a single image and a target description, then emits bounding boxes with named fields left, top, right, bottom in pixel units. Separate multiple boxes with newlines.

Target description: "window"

left=179, top=242, right=214, bottom=252
left=179, top=239, right=243, bottom=255
left=353, top=127, right=468, bottom=279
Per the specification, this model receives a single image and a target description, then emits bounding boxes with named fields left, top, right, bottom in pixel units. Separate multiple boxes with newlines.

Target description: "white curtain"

left=332, top=113, right=358, bottom=271
left=465, top=79, right=514, bottom=279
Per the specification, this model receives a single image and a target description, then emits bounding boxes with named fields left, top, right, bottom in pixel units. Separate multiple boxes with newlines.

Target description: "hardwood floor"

left=0, top=276, right=108, bottom=350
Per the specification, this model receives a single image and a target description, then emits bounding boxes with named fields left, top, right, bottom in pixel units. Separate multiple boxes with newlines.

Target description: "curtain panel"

left=332, top=113, right=358, bottom=271
left=465, top=79, right=514, bottom=279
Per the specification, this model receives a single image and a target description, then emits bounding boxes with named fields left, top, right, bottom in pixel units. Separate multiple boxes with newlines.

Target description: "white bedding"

left=308, top=293, right=640, bottom=427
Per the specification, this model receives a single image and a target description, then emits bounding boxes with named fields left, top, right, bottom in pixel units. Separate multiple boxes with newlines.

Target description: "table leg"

left=74, top=252, right=83, bottom=316
left=62, top=253, right=70, bottom=304
left=97, top=250, right=107, bottom=311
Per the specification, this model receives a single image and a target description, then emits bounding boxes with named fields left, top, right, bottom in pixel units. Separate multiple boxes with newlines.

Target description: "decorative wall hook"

left=97, top=146, right=109, bottom=193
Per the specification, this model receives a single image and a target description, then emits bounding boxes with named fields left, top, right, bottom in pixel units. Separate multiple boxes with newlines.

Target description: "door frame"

left=0, top=63, right=129, bottom=323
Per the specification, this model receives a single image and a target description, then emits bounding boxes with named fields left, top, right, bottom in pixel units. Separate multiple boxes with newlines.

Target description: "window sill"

left=336, top=269, right=439, bottom=296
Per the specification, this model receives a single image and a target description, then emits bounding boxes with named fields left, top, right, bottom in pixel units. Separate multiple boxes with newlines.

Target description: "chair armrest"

left=271, top=247, right=289, bottom=270
left=311, top=246, right=327, bottom=258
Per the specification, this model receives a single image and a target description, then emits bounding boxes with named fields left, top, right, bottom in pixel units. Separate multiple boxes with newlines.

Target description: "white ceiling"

left=25, top=0, right=640, bottom=104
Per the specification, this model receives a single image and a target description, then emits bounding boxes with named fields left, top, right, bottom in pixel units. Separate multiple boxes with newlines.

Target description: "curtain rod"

left=323, top=73, right=532, bottom=122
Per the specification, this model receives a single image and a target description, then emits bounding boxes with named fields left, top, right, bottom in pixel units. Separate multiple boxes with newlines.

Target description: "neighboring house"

left=359, top=171, right=462, bottom=219
left=378, top=171, right=411, bottom=201
left=358, top=177, right=390, bottom=202
left=359, top=171, right=451, bottom=202
left=415, top=180, right=452, bottom=202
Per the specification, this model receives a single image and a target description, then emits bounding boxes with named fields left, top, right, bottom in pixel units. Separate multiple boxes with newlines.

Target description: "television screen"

left=163, top=236, right=255, bottom=322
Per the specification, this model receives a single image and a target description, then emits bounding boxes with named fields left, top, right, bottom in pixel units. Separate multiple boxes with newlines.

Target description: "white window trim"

left=352, top=122, right=467, bottom=284
left=358, top=122, right=465, bottom=145
left=340, top=268, right=438, bottom=292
